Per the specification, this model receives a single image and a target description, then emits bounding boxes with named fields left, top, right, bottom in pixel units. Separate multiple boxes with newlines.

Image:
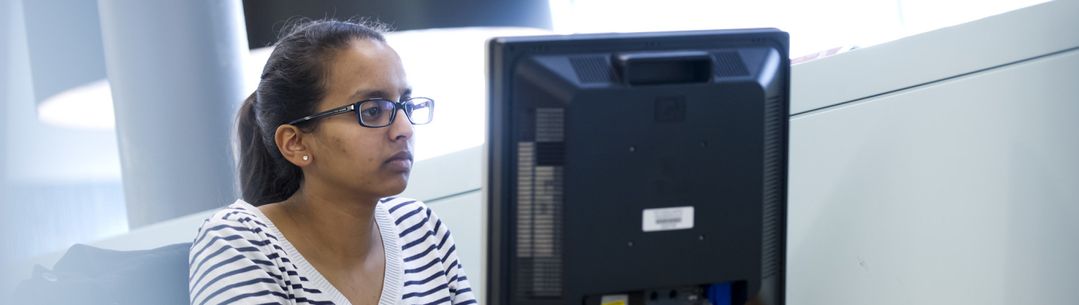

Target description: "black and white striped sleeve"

left=188, top=214, right=288, bottom=305
left=430, top=210, right=477, bottom=305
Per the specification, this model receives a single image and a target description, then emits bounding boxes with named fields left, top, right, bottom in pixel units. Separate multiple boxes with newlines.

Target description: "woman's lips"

left=385, top=151, right=413, bottom=171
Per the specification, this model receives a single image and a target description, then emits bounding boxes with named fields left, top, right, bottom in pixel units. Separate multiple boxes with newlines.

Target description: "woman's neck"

left=280, top=184, right=382, bottom=263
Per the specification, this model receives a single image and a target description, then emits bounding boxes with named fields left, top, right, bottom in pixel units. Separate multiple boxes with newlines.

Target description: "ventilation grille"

left=535, top=108, right=565, bottom=142
left=761, top=95, right=783, bottom=279
left=516, top=108, right=565, bottom=298
left=570, top=56, right=614, bottom=83
left=713, top=51, right=749, bottom=77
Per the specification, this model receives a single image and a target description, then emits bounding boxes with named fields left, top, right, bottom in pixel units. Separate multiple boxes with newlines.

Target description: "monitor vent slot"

left=535, top=108, right=565, bottom=142
left=570, top=56, right=614, bottom=83
left=762, top=95, right=784, bottom=279
left=713, top=51, right=749, bottom=77
left=516, top=107, right=565, bottom=298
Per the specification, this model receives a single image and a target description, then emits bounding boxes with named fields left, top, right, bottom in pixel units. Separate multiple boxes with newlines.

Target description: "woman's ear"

left=274, top=124, right=312, bottom=167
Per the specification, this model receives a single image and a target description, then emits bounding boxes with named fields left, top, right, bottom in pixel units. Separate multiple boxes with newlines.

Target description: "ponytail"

left=236, top=92, right=302, bottom=205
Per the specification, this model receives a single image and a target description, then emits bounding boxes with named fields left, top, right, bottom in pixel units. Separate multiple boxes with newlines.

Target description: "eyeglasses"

left=286, top=97, right=434, bottom=128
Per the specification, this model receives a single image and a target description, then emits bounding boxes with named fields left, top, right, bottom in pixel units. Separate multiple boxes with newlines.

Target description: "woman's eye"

left=362, top=107, right=382, bottom=118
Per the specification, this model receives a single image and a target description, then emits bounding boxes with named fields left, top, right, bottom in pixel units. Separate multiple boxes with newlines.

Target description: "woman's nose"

left=388, top=108, right=414, bottom=141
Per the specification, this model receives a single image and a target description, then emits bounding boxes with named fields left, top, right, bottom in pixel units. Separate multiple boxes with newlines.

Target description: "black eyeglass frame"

left=285, top=97, right=435, bottom=128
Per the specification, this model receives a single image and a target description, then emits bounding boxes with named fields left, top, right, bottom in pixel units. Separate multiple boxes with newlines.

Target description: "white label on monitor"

left=642, top=206, right=694, bottom=232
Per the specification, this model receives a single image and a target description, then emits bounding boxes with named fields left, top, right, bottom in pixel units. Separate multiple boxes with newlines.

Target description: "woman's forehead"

left=322, top=40, right=409, bottom=106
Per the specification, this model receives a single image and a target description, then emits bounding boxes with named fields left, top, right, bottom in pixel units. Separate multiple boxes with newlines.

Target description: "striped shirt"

left=188, top=197, right=477, bottom=305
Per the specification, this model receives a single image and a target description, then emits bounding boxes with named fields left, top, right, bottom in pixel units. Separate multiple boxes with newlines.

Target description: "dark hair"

left=237, top=18, right=388, bottom=205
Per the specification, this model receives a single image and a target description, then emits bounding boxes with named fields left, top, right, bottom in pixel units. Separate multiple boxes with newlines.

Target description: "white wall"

left=1, top=0, right=127, bottom=296
left=2, top=0, right=122, bottom=184
left=786, top=1, right=1079, bottom=304
left=0, top=0, right=12, bottom=291
left=788, top=48, right=1079, bottom=305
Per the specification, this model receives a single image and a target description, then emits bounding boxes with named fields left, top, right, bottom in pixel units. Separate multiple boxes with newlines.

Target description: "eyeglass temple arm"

left=287, top=104, right=355, bottom=125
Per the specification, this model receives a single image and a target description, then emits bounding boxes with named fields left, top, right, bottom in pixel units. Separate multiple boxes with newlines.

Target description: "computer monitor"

left=486, top=29, right=790, bottom=305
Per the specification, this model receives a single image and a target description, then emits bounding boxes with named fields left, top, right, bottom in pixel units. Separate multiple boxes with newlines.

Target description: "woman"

left=188, top=19, right=475, bottom=305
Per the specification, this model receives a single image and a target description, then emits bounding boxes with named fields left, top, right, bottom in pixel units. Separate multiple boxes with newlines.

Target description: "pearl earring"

left=302, top=155, right=310, bottom=161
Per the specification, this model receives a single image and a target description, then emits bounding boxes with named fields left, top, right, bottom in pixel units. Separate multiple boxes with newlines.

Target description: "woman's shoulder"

left=380, top=196, right=431, bottom=218
left=188, top=200, right=294, bottom=305
left=380, top=196, right=449, bottom=231
left=191, top=200, right=280, bottom=254
left=197, top=200, right=273, bottom=233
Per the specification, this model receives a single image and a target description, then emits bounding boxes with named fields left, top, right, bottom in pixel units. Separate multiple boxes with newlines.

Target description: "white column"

left=98, top=0, right=248, bottom=227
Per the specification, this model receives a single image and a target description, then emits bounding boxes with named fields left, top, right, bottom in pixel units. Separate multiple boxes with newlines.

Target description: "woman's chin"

left=380, top=177, right=409, bottom=197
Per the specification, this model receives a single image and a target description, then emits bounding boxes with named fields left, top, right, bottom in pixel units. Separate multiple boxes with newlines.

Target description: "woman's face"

left=305, top=38, right=414, bottom=199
